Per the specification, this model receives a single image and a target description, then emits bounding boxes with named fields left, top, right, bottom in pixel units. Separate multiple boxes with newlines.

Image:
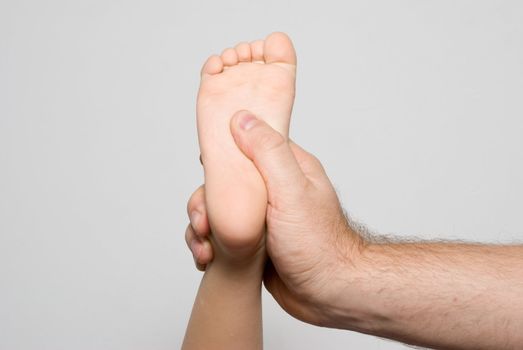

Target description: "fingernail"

left=190, top=211, right=200, bottom=230
left=239, top=113, right=257, bottom=131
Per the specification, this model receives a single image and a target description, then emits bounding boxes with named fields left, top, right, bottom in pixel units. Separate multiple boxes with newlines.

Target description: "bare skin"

left=182, top=196, right=265, bottom=350
left=183, top=33, right=297, bottom=350
left=186, top=112, right=523, bottom=350
left=197, top=32, right=296, bottom=258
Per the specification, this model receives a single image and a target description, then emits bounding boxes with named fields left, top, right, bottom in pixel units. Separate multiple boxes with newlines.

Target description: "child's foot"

left=197, top=32, right=296, bottom=257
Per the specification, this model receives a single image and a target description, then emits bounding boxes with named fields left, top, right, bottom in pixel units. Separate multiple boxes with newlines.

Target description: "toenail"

left=190, top=211, right=201, bottom=230
left=239, top=113, right=257, bottom=131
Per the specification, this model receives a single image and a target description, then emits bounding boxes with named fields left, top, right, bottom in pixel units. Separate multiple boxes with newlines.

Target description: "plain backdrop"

left=1, top=1, right=522, bottom=349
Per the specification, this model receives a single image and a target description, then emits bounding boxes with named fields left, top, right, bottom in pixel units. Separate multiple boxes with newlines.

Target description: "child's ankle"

left=210, top=249, right=266, bottom=280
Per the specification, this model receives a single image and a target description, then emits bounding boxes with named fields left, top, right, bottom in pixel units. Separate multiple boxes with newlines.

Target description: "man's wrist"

left=318, top=228, right=384, bottom=332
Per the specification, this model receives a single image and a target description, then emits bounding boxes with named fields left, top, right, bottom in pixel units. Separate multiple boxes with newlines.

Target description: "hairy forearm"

left=182, top=260, right=264, bottom=350
left=331, top=239, right=523, bottom=349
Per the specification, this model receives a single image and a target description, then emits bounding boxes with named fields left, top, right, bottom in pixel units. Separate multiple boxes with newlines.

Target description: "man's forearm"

left=330, top=240, right=523, bottom=349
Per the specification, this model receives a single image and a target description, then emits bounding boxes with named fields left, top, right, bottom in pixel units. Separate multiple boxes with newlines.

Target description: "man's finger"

left=186, top=185, right=210, bottom=238
left=289, top=140, right=327, bottom=181
left=230, top=110, right=308, bottom=207
left=185, top=224, right=214, bottom=268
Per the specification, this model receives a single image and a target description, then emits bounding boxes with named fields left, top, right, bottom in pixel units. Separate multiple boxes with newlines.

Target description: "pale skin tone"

left=186, top=114, right=523, bottom=349
left=197, top=32, right=296, bottom=248
left=185, top=31, right=523, bottom=349
left=182, top=33, right=297, bottom=350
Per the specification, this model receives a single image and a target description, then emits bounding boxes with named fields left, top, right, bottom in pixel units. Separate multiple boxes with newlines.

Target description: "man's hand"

left=186, top=110, right=364, bottom=326
left=185, top=110, right=523, bottom=349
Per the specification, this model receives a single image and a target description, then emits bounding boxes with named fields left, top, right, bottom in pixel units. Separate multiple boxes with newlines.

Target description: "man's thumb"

left=230, top=110, right=306, bottom=202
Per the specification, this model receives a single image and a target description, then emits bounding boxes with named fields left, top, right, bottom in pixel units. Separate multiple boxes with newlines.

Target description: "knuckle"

left=186, top=193, right=195, bottom=216
left=254, top=128, right=286, bottom=153
left=185, top=225, right=193, bottom=246
left=310, top=154, right=325, bottom=173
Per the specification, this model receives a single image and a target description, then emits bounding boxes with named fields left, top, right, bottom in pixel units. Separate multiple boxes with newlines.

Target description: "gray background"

left=1, top=1, right=522, bottom=349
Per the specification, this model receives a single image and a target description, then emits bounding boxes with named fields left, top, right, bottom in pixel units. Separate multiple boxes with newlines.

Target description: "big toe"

left=263, top=32, right=297, bottom=66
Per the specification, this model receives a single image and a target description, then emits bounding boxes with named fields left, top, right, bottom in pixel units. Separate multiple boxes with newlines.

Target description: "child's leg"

left=182, top=32, right=297, bottom=350
left=182, top=249, right=265, bottom=350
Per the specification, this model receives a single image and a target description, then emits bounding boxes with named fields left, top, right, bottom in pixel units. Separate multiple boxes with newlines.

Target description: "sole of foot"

left=196, top=32, right=297, bottom=254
